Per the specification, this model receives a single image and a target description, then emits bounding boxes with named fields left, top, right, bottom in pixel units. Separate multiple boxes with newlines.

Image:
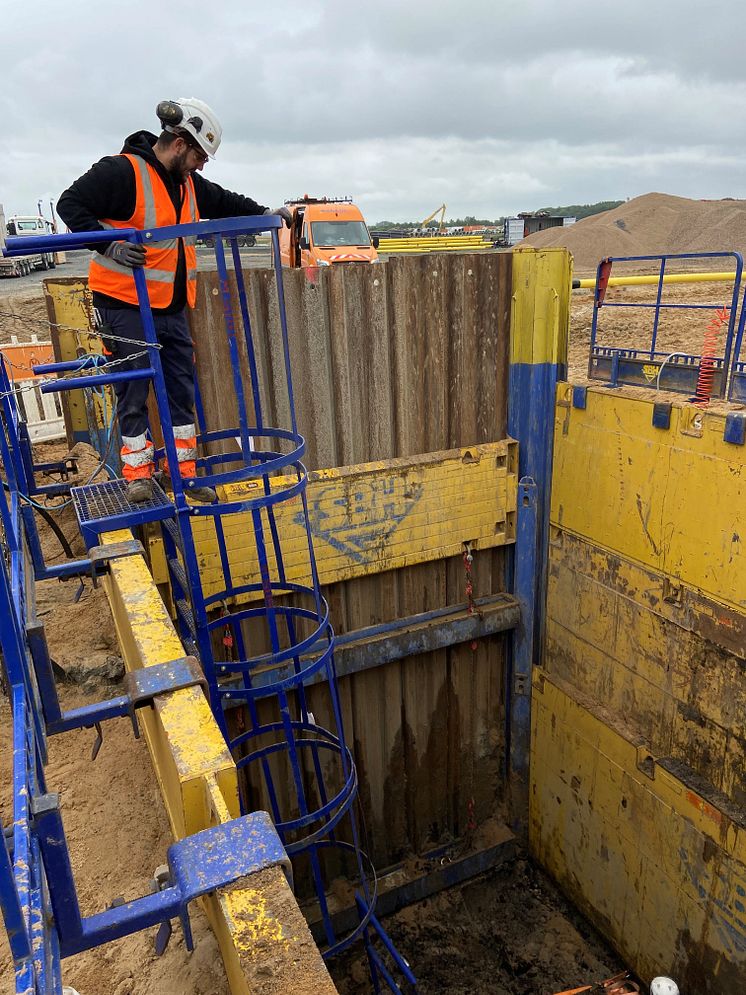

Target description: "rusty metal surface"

left=189, top=252, right=513, bottom=862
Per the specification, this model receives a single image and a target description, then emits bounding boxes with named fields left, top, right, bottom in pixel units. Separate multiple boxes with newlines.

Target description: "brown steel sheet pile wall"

left=189, top=253, right=513, bottom=863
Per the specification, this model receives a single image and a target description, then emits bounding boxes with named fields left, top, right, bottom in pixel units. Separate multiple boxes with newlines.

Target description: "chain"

left=462, top=542, right=482, bottom=618
left=0, top=349, right=152, bottom=400
left=0, top=309, right=163, bottom=350
left=463, top=541, right=482, bottom=653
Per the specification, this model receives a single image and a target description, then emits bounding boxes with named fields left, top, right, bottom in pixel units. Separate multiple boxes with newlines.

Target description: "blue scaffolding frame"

left=2, top=215, right=416, bottom=991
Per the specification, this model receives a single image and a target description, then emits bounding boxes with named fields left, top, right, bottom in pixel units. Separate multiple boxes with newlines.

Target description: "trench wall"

left=188, top=253, right=514, bottom=865
left=533, top=384, right=746, bottom=994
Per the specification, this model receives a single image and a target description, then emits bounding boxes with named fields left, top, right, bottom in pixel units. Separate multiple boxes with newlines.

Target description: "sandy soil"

left=0, top=290, right=49, bottom=343
left=522, top=192, right=746, bottom=269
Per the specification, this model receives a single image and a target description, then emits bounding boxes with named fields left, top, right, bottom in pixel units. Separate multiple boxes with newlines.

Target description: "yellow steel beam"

left=101, top=528, right=338, bottom=995
left=43, top=277, right=110, bottom=445
left=379, top=237, right=493, bottom=253
left=511, top=247, right=572, bottom=367
left=184, top=441, right=517, bottom=602
left=531, top=669, right=746, bottom=989
left=575, top=271, right=737, bottom=289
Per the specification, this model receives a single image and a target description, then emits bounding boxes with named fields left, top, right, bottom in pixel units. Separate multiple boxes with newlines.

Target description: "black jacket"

left=56, top=131, right=268, bottom=313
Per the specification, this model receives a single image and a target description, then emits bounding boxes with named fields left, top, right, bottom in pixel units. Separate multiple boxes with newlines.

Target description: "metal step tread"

left=174, top=597, right=197, bottom=636
left=161, top=516, right=184, bottom=553
left=72, top=478, right=174, bottom=537
left=167, top=556, right=189, bottom=594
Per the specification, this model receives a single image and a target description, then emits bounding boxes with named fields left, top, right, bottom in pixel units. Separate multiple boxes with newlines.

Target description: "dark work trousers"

left=97, top=306, right=195, bottom=440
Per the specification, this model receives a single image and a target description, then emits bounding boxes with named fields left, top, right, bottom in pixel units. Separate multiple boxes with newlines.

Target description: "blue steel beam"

left=219, top=595, right=521, bottom=701
left=508, top=478, right=538, bottom=818
left=313, top=835, right=517, bottom=945
left=507, top=248, right=570, bottom=833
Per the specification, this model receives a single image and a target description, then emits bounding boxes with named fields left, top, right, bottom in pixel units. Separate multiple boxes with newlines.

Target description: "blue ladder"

left=3, top=215, right=417, bottom=990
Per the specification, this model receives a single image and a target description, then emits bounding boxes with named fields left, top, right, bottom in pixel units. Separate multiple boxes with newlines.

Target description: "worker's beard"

left=169, top=150, right=193, bottom=183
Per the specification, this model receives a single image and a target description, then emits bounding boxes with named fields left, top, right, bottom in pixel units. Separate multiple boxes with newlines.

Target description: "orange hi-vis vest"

left=88, top=153, right=199, bottom=308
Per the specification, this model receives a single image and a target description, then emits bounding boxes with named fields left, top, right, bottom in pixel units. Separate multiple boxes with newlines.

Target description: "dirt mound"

left=520, top=192, right=746, bottom=271
left=0, top=290, right=49, bottom=342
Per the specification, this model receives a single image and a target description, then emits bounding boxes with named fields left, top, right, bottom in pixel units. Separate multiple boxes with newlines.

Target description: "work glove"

left=264, top=206, right=292, bottom=228
left=103, top=240, right=147, bottom=268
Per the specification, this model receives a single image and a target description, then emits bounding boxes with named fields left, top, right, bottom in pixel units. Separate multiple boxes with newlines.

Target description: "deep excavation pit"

left=5, top=234, right=743, bottom=992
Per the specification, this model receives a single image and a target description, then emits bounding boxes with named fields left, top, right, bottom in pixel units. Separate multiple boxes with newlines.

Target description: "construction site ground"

left=331, top=858, right=624, bottom=994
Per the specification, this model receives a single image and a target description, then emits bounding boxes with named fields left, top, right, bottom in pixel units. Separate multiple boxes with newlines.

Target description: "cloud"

left=4, top=0, right=746, bottom=221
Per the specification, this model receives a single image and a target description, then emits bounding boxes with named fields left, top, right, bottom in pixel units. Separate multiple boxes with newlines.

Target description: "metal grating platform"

left=71, top=478, right=174, bottom=544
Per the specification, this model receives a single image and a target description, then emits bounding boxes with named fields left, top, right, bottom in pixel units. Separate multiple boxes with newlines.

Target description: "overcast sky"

left=4, top=0, right=745, bottom=223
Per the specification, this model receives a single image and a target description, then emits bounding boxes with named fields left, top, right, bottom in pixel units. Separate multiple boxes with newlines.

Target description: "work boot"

left=184, top=482, right=217, bottom=504
left=126, top=477, right=154, bottom=504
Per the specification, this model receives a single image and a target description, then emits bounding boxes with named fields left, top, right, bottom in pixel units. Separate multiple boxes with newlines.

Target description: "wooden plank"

left=326, top=261, right=403, bottom=866
left=388, top=254, right=450, bottom=852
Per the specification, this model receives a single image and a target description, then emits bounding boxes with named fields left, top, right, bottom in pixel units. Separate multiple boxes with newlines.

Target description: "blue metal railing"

left=0, top=353, right=297, bottom=995
left=2, top=215, right=416, bottom=989
left=587, top=252, right=743, bottom=398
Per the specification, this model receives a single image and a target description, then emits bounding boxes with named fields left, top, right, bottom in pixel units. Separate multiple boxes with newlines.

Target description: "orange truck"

left=278, top=196, right=380, bottom=267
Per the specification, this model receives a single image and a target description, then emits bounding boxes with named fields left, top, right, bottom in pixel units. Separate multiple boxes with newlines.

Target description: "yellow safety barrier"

left=101, top=528, right=338, bottom=995
left=574, top=270, right=737, bottom=289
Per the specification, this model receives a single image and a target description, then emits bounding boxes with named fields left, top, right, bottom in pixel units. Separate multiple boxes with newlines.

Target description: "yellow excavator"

left=420, top=203, right=447, bottom=233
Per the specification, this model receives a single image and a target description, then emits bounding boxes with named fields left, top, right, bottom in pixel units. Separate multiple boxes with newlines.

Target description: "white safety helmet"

left=650, top=979, right=679, bottom=995
left=156, top=97, right=222, bottom=158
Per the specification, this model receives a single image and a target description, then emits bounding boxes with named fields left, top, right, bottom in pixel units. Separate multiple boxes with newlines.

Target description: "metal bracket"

left=662, top=577, right=683, bottom=606
left=116, top=656, right=207, bottom=747
left=88, top=539, right=145, bottom=587
left=67, top=657, right=206, bottom=759
left=724, top=411, right=746, bottom=446
left=636, top=746, right=656, bottom=780
left=652, top=402, right=672, bottom=431
left=513, top=674, right=528, bottom=696
left=31, top=795, right=290, bottom=958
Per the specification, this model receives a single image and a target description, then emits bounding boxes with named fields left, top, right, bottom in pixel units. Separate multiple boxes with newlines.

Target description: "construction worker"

left=57, top=98, right=291, bottom=504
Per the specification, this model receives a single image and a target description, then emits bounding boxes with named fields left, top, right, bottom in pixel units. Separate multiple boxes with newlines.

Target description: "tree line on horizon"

left=372, top=200, right=623, bottom=229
